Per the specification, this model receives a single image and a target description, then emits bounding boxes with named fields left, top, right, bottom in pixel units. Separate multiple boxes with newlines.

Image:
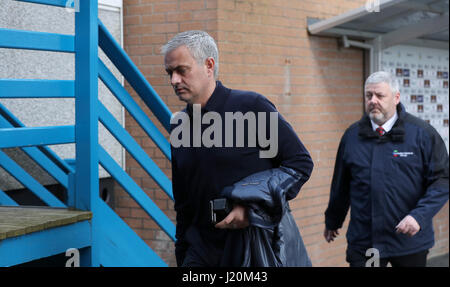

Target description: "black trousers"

left=347, top=248, right=429, bottom=267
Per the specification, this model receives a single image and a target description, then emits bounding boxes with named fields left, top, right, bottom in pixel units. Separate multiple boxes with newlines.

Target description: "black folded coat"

left=220, top=166, right=312, bottom=267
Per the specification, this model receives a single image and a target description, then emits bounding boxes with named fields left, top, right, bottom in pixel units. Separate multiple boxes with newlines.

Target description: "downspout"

left=341, top=35, right=375, bottom=74
left=341, top=36, right=379, bottom=113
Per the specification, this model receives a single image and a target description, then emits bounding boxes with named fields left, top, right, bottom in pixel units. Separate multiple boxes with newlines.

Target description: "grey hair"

left=161, top=30, right=219, bottom=79
left=365, top=71, right=400, bottom=95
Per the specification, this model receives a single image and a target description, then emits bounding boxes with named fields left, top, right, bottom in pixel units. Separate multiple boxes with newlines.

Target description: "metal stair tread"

left=0, top=206, right=92, bottom=241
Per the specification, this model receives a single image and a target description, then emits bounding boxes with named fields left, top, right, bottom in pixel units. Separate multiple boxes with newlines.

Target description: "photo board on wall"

left=381, top=45, right=449, bottom=152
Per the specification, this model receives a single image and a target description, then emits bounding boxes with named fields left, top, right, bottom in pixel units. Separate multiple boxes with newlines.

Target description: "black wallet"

left=209, top=198, right=232, bottom=225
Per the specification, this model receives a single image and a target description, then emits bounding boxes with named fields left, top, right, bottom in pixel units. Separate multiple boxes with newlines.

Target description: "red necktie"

left=376, top=126, right=385, bottom=136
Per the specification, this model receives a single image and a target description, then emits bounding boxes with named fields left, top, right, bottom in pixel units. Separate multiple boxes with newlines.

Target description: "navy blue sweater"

left=325, top=104, right=449, bottom=258
left=171, top=81, right=313, bottom=266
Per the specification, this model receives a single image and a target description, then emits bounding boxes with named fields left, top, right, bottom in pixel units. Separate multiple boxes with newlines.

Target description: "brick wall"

left=120, top=0, right=219, bottom=267
left=120, top=0, right=449, bottom=267
left=430, top=202, right=449, bottom=259
left=216, top=0, right=366, bottom=267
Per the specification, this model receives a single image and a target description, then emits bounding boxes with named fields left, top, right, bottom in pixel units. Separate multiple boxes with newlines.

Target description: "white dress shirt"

left=370, top=112, right=398, bottom=133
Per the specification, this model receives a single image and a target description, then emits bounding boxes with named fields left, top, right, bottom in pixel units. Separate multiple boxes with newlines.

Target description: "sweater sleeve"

left=325, top=133, right=351, bottom=230
left=253, top=95, right=314, bottom=200
left=409, top=126, right=449, bottom=229
left=171, top=146, right=190, bottom=266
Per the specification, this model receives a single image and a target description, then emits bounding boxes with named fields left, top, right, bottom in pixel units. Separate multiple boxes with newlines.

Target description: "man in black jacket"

left=163, top=30, right=313, bottom=266
left=324, top=71, right=449, bottom=267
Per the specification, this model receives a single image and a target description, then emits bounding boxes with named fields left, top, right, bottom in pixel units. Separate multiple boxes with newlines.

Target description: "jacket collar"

left=358, top=103, right=406, bottom=142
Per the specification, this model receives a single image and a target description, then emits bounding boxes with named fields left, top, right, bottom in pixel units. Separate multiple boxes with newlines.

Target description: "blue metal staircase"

left=0, top=0, right=175, bottom=266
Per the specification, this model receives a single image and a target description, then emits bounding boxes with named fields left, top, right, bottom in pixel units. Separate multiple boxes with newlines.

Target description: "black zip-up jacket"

left=325, top=103, right=449, bottom=258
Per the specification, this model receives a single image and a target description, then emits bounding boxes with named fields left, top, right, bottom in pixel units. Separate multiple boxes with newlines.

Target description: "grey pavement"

left=427, top=253, right=449, bottom=267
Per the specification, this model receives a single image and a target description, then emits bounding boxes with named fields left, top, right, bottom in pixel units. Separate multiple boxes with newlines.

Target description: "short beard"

left=368, top=111, right=387, bottom=126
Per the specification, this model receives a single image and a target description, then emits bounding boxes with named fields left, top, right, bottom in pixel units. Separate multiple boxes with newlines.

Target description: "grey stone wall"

left=0, top=0, right=124, bottom=190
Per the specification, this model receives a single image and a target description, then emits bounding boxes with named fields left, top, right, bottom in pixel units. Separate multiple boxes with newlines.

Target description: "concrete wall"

left=0, top=0, right=124, bottom=190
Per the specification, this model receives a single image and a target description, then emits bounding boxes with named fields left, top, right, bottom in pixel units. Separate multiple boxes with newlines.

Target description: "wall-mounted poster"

left=404, top=79, right=411, bottom=87
left=418, top=105, right=424, bottom=113
left=381, top=45, right=449, bottom=152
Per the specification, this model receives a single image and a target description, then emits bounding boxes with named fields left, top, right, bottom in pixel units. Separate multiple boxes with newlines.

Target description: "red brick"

left=180, top=1, right=205, bottom=11
left=180, top=21, right=207, bottom=31
left=124, top=15, right=141, bottom=25
left=152, top=23, right=179, bottom=34
left=126, top=5, right=153, bottom=15
left=153, top=2, right=178, bottom=13
left=166, top=11, right=193, bottom=22
left=142, top=14, right=166, bottom=24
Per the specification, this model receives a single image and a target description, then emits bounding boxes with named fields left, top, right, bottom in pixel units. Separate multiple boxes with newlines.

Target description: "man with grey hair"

left=163, top=30, right=314, bottom=267
left=324, top=71, right=448, bottom=267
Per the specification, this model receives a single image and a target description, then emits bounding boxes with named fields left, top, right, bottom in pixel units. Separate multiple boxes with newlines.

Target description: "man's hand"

left=396, top=215, right=420, bottom=237
left=215, top=204, right=249, bottom=229
left=324, top=228, right=339, bottom=243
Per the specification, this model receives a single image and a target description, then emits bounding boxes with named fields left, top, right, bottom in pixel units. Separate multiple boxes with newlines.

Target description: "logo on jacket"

left=393, top=150, right=414, bottom=158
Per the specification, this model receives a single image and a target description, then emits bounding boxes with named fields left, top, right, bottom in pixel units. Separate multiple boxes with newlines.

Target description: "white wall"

left=0, top=0, right=125, bottom=190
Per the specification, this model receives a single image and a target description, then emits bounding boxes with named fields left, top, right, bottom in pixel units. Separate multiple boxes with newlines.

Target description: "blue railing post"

left=2, top=0, right=175, bottom=266
left=74, top=0, right=100, bottom=266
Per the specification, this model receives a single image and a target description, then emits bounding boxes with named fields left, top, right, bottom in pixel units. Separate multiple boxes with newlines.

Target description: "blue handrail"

left=0, top=150, right=66, bottom=207
left=98, top=20, right=172, bottom=132
left=98, top=103, right=173, bottom=200
left=0, top=80, right=75, bottom=98
left=0, top=119, right=70, bottom=189
left=16, top=0, right=72, bottom=7
left=0, top=188, right=19, bottom=206
left=1, top=0, right=176, bottom=266
left=98, top=145, right=176, bottom=241
left=98, top=60, right=171, bottom=160
left=0, top=28, right=74, bottom=53
left=0, top=126, right=75, bottom=149
left=0, top=103, right=74, bottom=175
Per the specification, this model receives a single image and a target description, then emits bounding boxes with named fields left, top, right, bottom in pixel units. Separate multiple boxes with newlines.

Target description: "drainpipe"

left=341, top=35, right=379, bottom=74
left=341, top=35, right=381, bottom=113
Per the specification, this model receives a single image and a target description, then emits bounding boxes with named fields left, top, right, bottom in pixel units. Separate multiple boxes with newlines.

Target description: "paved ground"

left=427, top=253, right=449, bottom=267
